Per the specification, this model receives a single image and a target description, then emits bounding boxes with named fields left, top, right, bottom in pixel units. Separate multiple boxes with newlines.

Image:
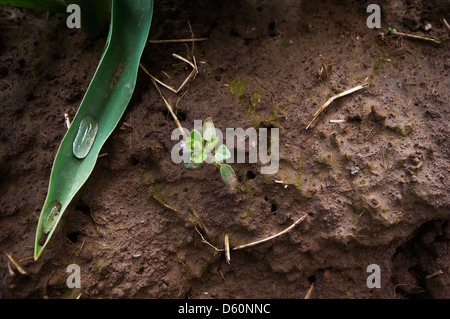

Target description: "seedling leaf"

left=185, top=139, right=203, bottom=155
left=191, top=148, right=207, bottom=164
left=214, top=144, right=231, bottom=163
left=202, top=117, right=216, bottom=142
left=220, top=164, right=237, bottom=189
left=191, top=128, right=203, bottom=142
left=205, top=136, right=219, bottom=151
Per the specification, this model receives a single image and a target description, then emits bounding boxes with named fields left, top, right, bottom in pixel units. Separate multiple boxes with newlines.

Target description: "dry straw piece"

left=5, top=252, right=28, bottom=275
left=224, top=234, right=230, bottom=264
left=306, top=83, right=368, bottom=129
left=233, top=215, right=307, bottom=250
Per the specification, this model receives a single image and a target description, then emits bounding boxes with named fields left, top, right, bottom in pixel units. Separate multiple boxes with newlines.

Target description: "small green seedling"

left=182, top=117, right=237, bottom=189
left=388, top=27, right=397, bottom=33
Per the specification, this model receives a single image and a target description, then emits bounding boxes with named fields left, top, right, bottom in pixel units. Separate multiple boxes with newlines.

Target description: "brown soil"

left=1, top=0, right=449, bottom=299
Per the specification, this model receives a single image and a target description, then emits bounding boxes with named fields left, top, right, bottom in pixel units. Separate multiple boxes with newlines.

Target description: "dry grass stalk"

left=233, top=215, right=307, bottom=250
left=151, top=80, right=188, bottom=140
left=64, top=113, right=71, bottom=129
left=188, top=206, right=212, bottom=239
left=426, top=269, right=443, bottom=279
left=148, top=38, right=208, bottom=44
left=7, top=261, right=15, bottom=276
left=443, top=18, right=450, bottom=35
left=224, top=234, right=230, bottom=264
left=139, top=53, right=198, bottom=94
left=304, top=282, right=314, bottom=299
left=195, top=226, right=224, bottom=255
left=392, top=30, right=443, bottom=45
left=152, top=194, right=182, bottom=215
left=306, top=83, right=368, bottom=129
left=5, top=252, right=28, bottom=275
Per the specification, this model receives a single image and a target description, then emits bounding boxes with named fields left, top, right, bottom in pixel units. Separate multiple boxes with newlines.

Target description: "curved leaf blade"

left=34, top=0, right=154, bottom=260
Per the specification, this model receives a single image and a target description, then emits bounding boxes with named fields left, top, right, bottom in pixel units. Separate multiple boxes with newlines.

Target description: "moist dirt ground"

left=0, top=0, right=449, bottom=299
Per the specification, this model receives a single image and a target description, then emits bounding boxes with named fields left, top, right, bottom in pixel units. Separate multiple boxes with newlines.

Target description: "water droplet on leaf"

left=43, top=201, right=62, bottom=234
left=73, top=115, right=99, bottom=159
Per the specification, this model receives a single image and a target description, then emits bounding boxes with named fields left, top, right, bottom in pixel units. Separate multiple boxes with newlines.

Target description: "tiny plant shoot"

left=182, top=117, right=238, bottom=189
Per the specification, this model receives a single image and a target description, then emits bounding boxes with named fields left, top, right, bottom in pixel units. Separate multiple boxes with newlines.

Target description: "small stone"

left=422, top=22, right=432, bottom=32
left=371, top=104, right=388, bottom=122
left=351, top=166, right=360, bottom=175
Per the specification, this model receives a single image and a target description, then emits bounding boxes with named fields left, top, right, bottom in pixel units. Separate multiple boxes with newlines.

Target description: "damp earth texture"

left=0, top=0, right=449, bottom=298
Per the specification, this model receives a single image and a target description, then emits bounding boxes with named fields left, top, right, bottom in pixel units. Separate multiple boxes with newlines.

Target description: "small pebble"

left=371, top=105, right=388, bottom=122
left=423, top=22, right=432, bottom=31
left=351, top=166, right=360, bottom=175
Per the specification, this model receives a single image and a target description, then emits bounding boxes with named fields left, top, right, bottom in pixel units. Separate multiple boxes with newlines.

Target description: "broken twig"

left=224, top=234, right=230, bottom=264
left=306, top=83, right=368, bottom=129
left=304, top=282, right=314, bottom=299
left=139, top=53, right=198, bottom=94
left=443, top=18, right=450, bottom=35
left=148, top=38, right=208, bottom=44
left=391, top=30, right=443, bottom=45
left=195, top=226, right=224, bottom=255
left=152, top=194, right=182, bottom=215
left=64, top=113, right=71, bottom=129
left=151, top=80, right=188, bottom=140
left=188, top=206, right=212, bottom=239
left=426, top=269, right=443, bottom=279
left=5, top=252, right=28, bottom=275
left=233, top=215, right=307, bottom=250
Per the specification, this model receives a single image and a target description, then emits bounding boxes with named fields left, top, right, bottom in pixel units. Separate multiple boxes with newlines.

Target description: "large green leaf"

left=34, top=0, right=154, bottom=260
